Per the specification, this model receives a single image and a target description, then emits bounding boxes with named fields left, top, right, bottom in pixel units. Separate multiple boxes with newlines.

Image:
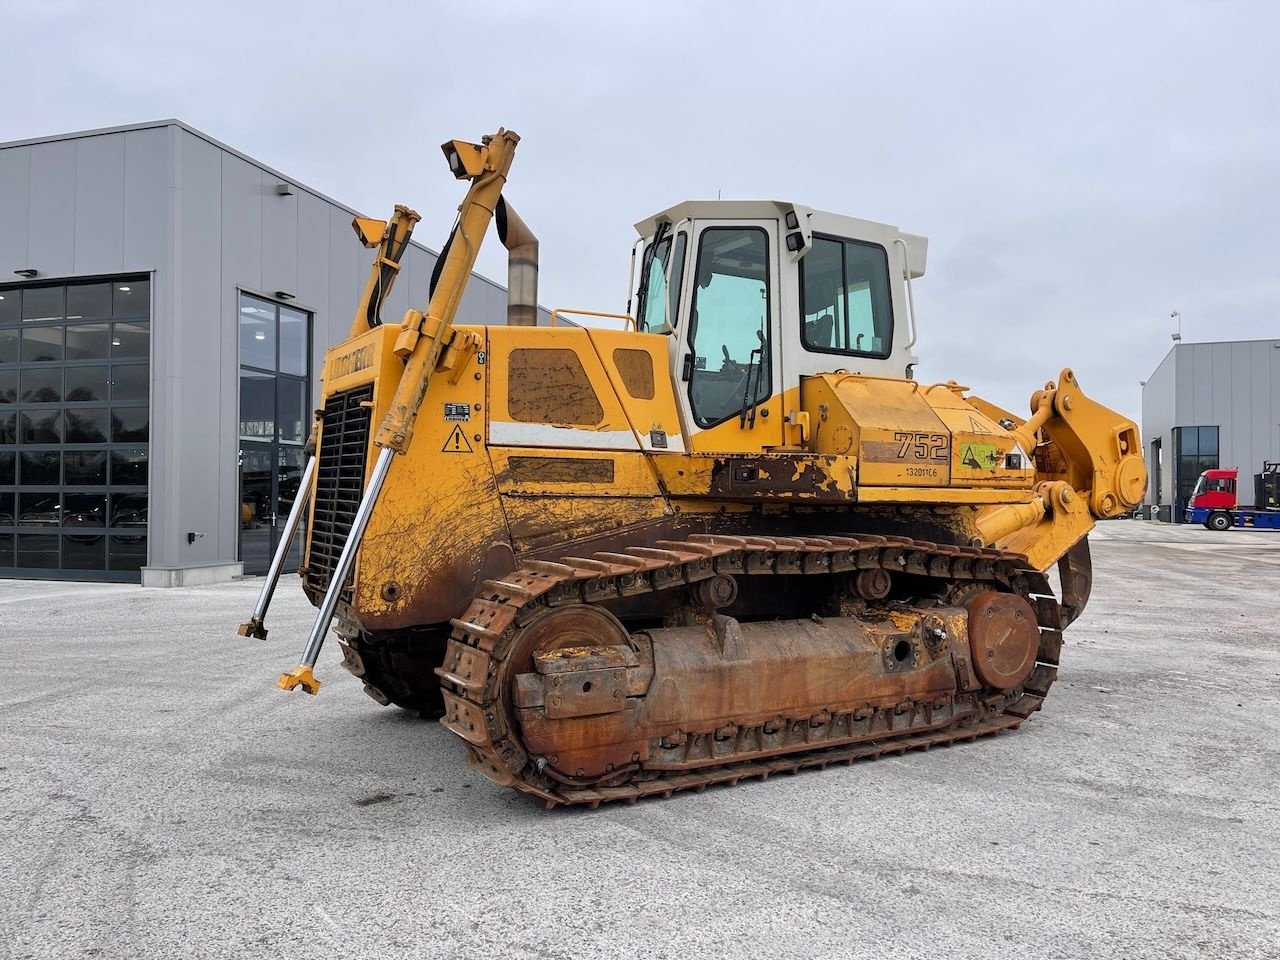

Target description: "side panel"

left=328, top=325, right=513, bottom=631
left=487, top=326, right=640, bottom=450
left=486, top=326, right=670, bottom=554
left=584, top=328, right=685, bottom=453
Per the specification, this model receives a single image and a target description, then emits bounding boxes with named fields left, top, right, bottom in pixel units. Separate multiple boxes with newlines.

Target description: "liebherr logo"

left=330, top=345, right=375, bottom=379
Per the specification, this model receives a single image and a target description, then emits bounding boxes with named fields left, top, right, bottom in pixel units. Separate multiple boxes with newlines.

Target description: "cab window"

left=637, top=232, right=687, bottom=333
left=799, top=236, right=893, bottom=358
left=686, top=227, right=770, bottom=428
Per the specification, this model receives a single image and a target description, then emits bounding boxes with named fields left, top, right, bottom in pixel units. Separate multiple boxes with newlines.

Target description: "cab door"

left=671, top=220, right=784, bottom=452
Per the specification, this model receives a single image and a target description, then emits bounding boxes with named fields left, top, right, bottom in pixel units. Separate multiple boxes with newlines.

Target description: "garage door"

left=0, top=277, right=150, bottom=580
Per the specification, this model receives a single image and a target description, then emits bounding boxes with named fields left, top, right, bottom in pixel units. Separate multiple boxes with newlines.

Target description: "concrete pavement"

left=1, top=520, right=1278, bottom=959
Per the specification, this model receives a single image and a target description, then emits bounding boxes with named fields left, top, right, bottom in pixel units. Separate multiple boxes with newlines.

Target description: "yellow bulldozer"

left=238, top=128, right=1146, bottom=808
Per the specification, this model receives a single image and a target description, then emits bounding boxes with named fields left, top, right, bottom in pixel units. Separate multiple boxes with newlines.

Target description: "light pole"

left=1170, top=310, right=1182, bottom=342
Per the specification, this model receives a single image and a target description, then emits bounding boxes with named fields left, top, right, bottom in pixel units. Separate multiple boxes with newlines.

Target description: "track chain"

left=437, top=533, right=1063, bottom=808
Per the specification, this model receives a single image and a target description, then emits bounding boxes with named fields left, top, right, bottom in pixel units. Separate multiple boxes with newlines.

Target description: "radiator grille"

left=306, top=385, right=374, bottom=594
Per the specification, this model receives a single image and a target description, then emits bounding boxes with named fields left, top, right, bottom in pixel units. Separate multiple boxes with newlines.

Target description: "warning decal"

left=442, top=424, right=474, bottom=454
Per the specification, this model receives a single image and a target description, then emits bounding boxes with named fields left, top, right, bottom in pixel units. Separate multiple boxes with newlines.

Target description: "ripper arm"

left=970, top=368, right=1146, bottom=576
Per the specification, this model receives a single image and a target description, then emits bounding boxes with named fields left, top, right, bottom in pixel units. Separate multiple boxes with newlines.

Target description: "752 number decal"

left=894, top=431, right=949, bottom=461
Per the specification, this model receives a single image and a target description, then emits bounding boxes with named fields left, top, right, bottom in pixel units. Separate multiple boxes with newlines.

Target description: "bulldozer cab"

left=633, top=201, right=926, bottom=450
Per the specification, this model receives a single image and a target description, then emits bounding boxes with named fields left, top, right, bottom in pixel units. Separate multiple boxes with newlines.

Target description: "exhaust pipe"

left=496, top=197, right=538, bottom=326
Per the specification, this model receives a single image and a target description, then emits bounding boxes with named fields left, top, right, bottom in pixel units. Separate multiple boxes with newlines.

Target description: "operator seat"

left=805, top=313, right=835, bottom=349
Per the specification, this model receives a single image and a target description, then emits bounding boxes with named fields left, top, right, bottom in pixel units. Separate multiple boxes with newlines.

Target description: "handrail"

left=893, top=237, right=919, bottom=350
left=549, top=307, right=637, bottom=330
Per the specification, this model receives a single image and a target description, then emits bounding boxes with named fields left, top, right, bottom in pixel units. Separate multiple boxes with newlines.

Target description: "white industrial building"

left=1141, top=337, right=1280, bottom=519
left=0, top=120, right=538, bottom=584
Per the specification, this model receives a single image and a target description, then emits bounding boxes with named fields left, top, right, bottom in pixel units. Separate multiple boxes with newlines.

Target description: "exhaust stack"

left=497, top=197, right=539, bottom=326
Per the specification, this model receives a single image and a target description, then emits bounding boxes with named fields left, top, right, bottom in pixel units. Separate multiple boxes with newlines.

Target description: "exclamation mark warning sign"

left=442, top=424, right=473, bottom=454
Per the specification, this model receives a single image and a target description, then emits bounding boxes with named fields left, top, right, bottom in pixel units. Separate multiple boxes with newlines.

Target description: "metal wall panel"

left=1140, top=347, right=1177, bottom=504
left=1227, top=341, right=1254, bottom=483
left=161, top=131, right=225, bottom=568
left=324, top=204, right=362, bottom=355
left=26, top=140, right=77, bottom=277
left=296, top=191, right=331, bottom=401
left=72, top=135, right=126, bottom=274
left=122, top=129, right=169, bottom=271
left=261, top=178, right=298, bottom=297
left=0, top=146, right=31, bottom=270
left=220, top=155, right=264, bottom=297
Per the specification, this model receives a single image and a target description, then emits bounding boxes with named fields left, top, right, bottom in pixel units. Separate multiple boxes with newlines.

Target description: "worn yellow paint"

left=651, top=451, right=859, bottom=501
left=487, top=326, right=633, bottom=433
left=584, top=328, right=684, bottom=445
left=490, top=447, right=663, bottom=499
left=855, top=486, right=1033, bottom=505
left=352, top=327, right=510, bottom=628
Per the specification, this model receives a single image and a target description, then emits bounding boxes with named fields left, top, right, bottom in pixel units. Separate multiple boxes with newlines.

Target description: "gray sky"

left=3, top=0, right=1277, bottom=417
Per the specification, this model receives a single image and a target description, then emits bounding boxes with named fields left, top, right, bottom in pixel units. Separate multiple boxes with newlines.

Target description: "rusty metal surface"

left=437, top=533, right=1060, bottom=807
left=1057, top=536, right=1093, bottom=628
left=966, top=591, right=1039, bottom=691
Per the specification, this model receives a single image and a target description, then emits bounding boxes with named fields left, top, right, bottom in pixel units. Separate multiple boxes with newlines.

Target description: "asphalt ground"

left=2, top=520, right=1278, bottom=959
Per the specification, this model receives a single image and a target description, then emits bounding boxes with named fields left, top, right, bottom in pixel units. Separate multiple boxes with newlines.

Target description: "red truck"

left=1186, top=463, right=1280, bottom=530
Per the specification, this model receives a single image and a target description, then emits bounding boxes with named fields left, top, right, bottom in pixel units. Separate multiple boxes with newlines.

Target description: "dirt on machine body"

left=240, top=128, right=1145, bottom=807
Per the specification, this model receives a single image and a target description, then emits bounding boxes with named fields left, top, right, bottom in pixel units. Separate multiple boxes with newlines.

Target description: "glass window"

left=17, top=534, right=59, bottom=568
left=0, top=329, right=17, bottom=364
left=110, top=493, right=148, bottom=528
left=66, top=408, right=109, bottom=443
left=22, top=326, right=63, bottom=362
left=111, top=364, right=149, bottom=401
left=278, top=378, right=307, bottom=444
left=19, top=492, right=60, bottom=526
left=111, top=408, right=148, bottom=443
left=0, top=412, right=14, bottom=444
left=0, top=491, right=12, bottom=523
left=65, top=451, right=107, bottom=485
left=20, top=410, right=61, bottom=444
left=65, top=324, right=111, bottom=361
left=280, top=306, right=309, bottom=376
left=0, top=289, right=18, bottom=325
left=240, top=369, right=275, bottom=441
left=0, top=451, right=13, bottom=485
left=638, top=232, right=688, bottom=335
left=21, top=286, right=64, bottom=323
left=66, top=284, right=112, bottom=320
left=799, top=236, right=893, bottom=358
left=0, top=533, right=11, bottom=566
left=1178, top=427, right=1197, bottom=457
left=686, top=227, right=771, bottom=428
left=1198, top=426, right=1218, bottom=456
left=0, top=368, right=15, bottom=404
left=109, top=533, right=146, bottom=571
left=639, top=235, right=672, bottom=333
left=20, top=451, right=59, bottom=485
left=20, top=367, right=60, bottom=403
left=64, top=494, right=107, bottom=529
left=65, top=365, right=109, bottom=402
left=64, top=450, right=107, bottom=481
left=63, top=534, right=106, bottom=570
left=240, top=295, right=276, bottom=369
left=112, top=322, right=149, bottom=359
left=112, top=280, right=149, bottom=317
left=111, top=448, right=148, bottom=486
